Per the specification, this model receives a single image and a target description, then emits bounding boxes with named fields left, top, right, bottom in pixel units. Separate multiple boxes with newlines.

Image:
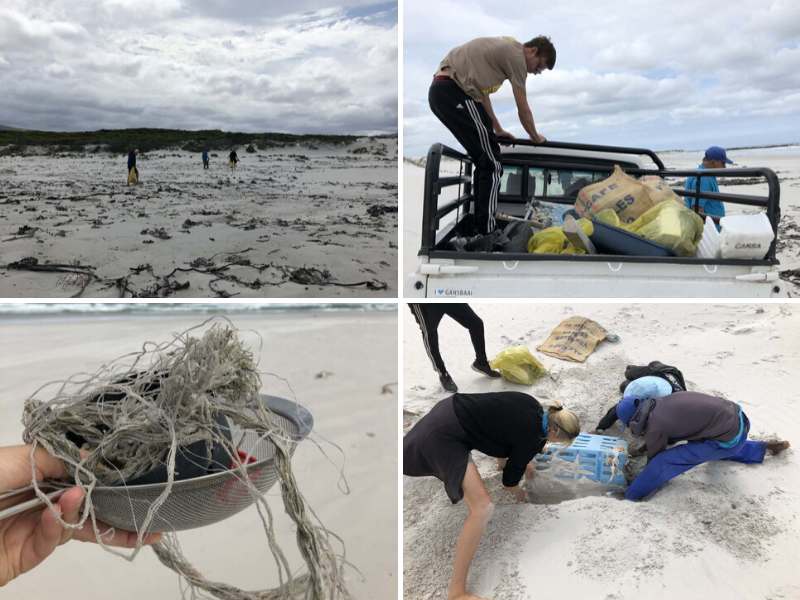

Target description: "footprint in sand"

left=730, top=326, right=756, bottom=335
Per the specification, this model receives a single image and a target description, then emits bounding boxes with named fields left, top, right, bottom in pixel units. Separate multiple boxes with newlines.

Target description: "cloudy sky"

left=0, top=0, right=397, bottom=134
left=404, top=0, right=800, bottom=155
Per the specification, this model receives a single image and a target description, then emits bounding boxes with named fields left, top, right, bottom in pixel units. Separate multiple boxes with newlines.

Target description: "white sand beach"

left=403, top=146, right=800, bottom=296
left=403, top=303, right=799, bottom=600
left=0, top=308, right=397, bottom=599
left=0, top=138, right=397, bottom=298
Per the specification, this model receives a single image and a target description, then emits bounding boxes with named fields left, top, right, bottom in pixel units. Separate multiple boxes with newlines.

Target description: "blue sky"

left=0, top=1, right=397, bottom=134
left=403, top=0, right=800, bottom=156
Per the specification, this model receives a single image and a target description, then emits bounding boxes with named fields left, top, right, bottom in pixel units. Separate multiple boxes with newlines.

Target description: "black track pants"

left=409, top=303, right=488, bottom=376
left=428, top=78, right=502, bottom=234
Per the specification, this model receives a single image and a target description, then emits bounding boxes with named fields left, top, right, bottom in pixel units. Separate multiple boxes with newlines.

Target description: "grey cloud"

left=403, top=0, right=800, bottom=155
left=0, top=1, right=397, bottom=134
left=179, top=0, right=387, bottom=23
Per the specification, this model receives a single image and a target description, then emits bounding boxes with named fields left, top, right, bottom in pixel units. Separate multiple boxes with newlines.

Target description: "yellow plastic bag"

left=489, top=346, right=547, bottom=385
left=528, top=219, right=593, bottom=254
left=628, top=200, right=704, bottom=256
left=594, top=208, right=620, bottom=227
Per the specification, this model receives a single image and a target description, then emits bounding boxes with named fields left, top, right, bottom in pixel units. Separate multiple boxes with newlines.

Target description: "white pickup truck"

left=407, top=140, right=786, bottom=297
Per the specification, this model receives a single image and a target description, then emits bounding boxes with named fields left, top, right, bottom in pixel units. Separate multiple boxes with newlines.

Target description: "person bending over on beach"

left=202, top=148, right=210, bottom=169
left=683, top=145, right=734, bottom=221
left=0, top=444, right=161, bottom=586
left=127, top=149, right=139, bottom=186
left=595, top=375, right=677, bottom=432
left=408, top=303, right=500, bottom=393
left=404, top=392, right=580, bottom=600
left=430, top=35, right=555, bottom=234
left=615, top=391, right=790, bottom=501
left=229, top=149, right=239, bottom=170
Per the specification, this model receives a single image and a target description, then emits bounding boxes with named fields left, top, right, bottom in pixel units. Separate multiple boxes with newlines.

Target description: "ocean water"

left=0, top=303, right=395, bottom=319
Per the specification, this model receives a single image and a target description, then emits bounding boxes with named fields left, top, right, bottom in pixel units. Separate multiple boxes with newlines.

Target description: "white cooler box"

left=719, top=213, right=775, bottom=260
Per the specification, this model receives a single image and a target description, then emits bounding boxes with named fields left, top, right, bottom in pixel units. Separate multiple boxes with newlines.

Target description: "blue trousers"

left=626, top=419, right=766, bottom=500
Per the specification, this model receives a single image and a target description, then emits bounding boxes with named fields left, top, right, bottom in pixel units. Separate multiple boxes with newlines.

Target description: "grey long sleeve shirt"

left=643, top=392, right=741, bottom=459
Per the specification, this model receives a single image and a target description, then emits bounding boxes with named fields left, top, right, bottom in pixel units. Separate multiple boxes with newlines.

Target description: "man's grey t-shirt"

left=438, top=36, right=528, bottom=100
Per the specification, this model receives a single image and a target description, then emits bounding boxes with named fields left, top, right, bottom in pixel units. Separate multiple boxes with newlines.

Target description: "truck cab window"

left=500, top=166, right=523, bottom=196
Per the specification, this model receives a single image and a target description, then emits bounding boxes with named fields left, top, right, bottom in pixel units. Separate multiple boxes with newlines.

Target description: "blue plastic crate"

left=534, top=433, right=628, bottom=487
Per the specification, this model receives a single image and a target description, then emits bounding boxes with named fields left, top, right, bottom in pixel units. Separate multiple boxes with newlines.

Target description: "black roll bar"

left=498, top=138, right=666, bottom=170
left=421, top=143, right=473, bottom=254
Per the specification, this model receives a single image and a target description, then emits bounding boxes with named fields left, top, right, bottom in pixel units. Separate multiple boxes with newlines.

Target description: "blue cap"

left=615, top=396, right=637, bottom=426
left=704, top=146, right=734, bottom=164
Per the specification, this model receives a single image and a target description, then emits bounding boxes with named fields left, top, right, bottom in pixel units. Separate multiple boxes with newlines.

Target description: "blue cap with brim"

left=704, top=145, right=734, bottom=164
left=616, top=396, right=637, bottom=426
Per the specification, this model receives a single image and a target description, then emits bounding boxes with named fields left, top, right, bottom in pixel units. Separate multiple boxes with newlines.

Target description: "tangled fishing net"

left=21, top=319, right=351, bottom=599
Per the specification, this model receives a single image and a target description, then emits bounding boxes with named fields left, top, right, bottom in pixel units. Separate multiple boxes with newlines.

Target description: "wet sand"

left=0, top=138, right=397, bottom=297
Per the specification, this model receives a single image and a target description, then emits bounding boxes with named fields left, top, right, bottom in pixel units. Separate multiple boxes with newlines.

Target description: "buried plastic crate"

left=533, top=433, right=628, bottom=487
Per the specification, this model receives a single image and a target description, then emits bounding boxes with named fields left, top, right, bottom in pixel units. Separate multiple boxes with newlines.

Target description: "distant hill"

left=0, top=125, right=24, bottom=131
left=0, top=127, right=396, bottom=154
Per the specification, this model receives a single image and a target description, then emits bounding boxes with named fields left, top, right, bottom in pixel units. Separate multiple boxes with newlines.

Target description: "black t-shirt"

left=452, top=391, right=546, bottom=487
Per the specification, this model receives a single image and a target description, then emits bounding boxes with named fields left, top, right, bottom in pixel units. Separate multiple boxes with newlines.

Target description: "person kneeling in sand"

left=615, top=391, right=790, bottom=501
left=404, top=391, right=580, bottom=600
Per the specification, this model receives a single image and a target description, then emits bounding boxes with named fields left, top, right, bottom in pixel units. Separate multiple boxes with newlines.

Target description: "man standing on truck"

left=429, top=36, right=555, bottom=234
left=683, top=145, right=734, bottom=220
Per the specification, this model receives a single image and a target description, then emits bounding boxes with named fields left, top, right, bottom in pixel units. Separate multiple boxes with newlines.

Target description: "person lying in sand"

left=0, top=445, right=161, bottom=586
left=614, top=391, right=790, bottom=500
left=404, top=391, right=580, bottom=600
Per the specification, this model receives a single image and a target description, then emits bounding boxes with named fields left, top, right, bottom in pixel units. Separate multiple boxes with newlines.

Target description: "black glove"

left=596, top=405, right=618, bottom=431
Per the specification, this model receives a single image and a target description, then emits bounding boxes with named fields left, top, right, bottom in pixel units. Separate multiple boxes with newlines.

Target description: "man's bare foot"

left=449, top=594, right=490, bottom=600
left=766, top=439, right=790, bottom=455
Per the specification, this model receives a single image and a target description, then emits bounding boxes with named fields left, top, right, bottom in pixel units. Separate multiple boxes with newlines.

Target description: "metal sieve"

left=89, top=394, right=312, bottom=533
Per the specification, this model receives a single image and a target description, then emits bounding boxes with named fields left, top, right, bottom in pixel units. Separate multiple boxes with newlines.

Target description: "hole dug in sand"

left=523, top=468, right=626, bottom=504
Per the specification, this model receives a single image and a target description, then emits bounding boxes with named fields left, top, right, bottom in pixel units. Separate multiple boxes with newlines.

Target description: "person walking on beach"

left=683, top=145, right=734, bottom=220
left=430, top=36, right=555, bottom=234
left=0, top=444, right=161, bottom=586
left=615, top=391, right=790, bottom=500
left=127, top=149, right=139, bottom=185
left=228, top=149, right=239, bottom=170
left=404, top=392, right=580, bottom=600
left=409, top=303, right=500, bottom=393
left=202, top=148, right=210, bottom=169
